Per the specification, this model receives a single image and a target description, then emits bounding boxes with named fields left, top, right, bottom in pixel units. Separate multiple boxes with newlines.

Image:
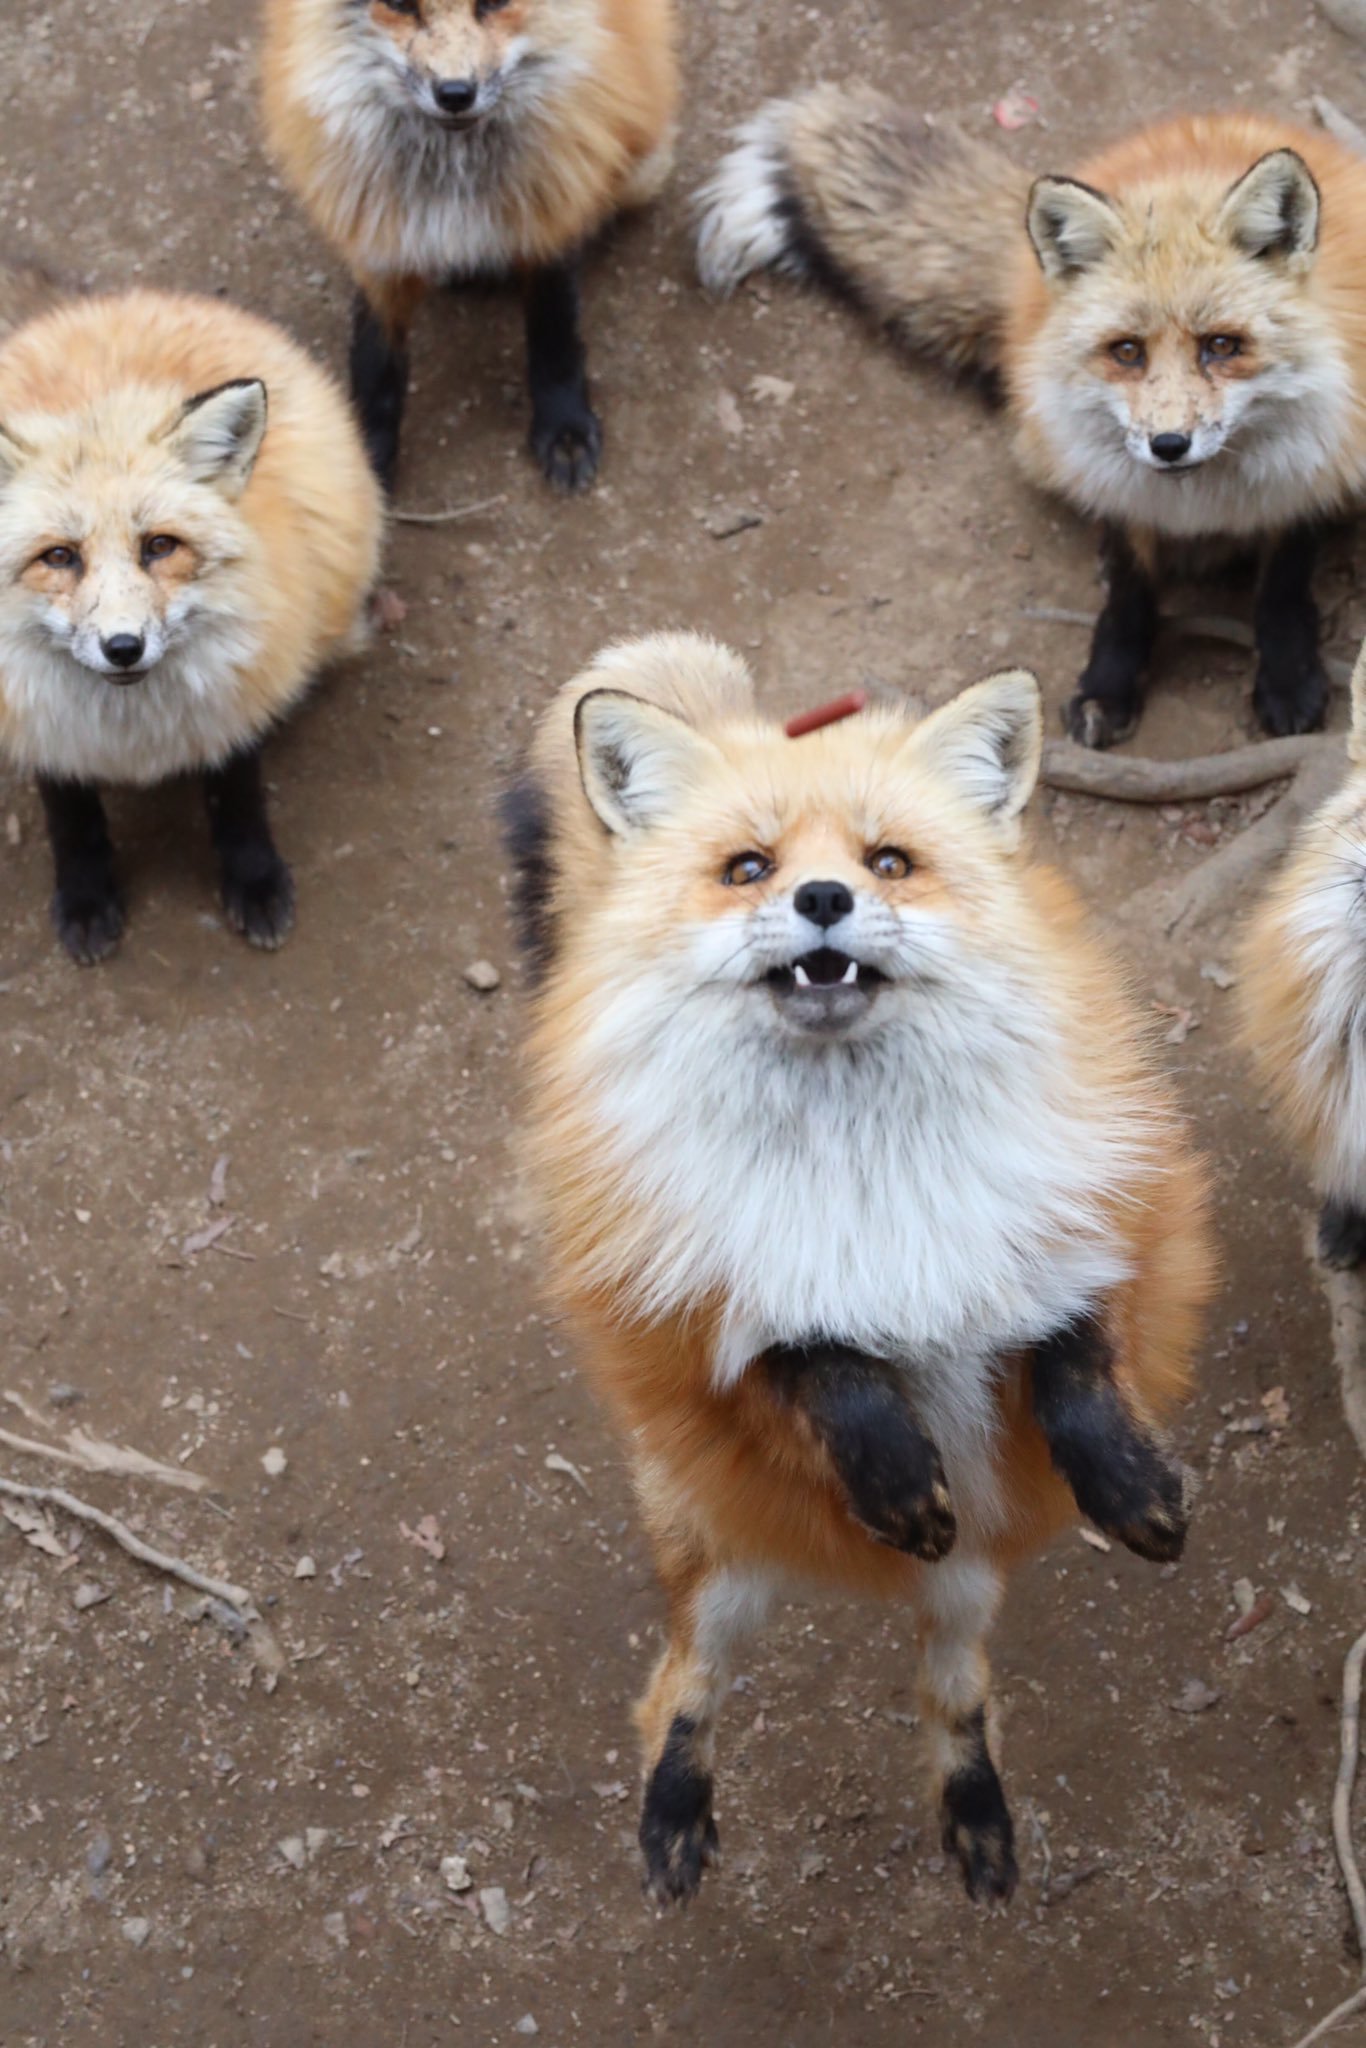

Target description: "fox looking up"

left=698, top=100, right=1366, bottom=750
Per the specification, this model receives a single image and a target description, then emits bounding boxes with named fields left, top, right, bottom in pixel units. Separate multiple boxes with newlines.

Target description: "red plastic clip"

left=784, top=690, right=869, bottom=739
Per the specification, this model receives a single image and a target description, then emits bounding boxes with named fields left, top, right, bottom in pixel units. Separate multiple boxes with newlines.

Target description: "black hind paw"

left=221, top=853, right=295, bottom=951
left=53, top=880, right=124, bottom=965
left=639, top=1717, right=718, bottom=1908
left=1318, top=1199, right=1366, bottom=1270
left=1063, top=692, right=1137, bottom=751
left=531, top=397, right=602, bottom=493
left=1252, top=658, right=1328, bottom=738
left=940, top=1716, right=1017, bottom=1904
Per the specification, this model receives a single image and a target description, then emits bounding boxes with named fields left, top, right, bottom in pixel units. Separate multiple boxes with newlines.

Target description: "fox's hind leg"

left=1030, top=1309, right=1190, bottom=1563
left=761, top=1341, right=956, bottom=1560
left=1253, top=524, right=1329, bottom=737
left=635, top=1538, right=771, bottom=1907
left=38, top=776, right=124, bottom=965
left=523, top=256, right=601, bottom=493
left=204, top=743, right=295, bottom=951
left=915, top=1555, right=1016, bottom=1903
left=350, top=274, right=426, bottom=493
left=1064, top=525, right=1158, bottom=750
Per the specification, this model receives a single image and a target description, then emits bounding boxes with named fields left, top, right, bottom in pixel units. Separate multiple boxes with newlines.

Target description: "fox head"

left=1022, top=148, right=1343, bottom=519
left=356, top=0, right=579, bottom=128
left=0, top=380, right=266, bottom=685
left=569, top=649, right=1044, bottom=1048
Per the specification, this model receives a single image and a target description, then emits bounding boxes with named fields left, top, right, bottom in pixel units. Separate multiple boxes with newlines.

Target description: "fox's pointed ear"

left=1217, top=149, right=1319, bottom=264
left=575, top=689, right=717, bottom=834
left=164, top=379, right=268, bottom=496
left=1349, top=637, right=1366, bottom=766
left=915, top=670, right=1043, bottom=844
left=1027, top=176, right=1119, bottom=280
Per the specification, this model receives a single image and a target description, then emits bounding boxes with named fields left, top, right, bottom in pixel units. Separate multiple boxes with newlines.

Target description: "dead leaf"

left=1260, top=1385, right=1290, bottom=1429
left=1151, top=1000, right=1199, bottom=1046
left=749, top=374, right=795, bottom=407
left=1281, top=1585, right=1312, bottom=1616
left=1, top=1500, right=70, bottom=1558
left=1078, top=1528, right=1112, bottom=1554
left=1169, top=1677, right=1222, bottom=1714
left=544, top=1451, right=590, bottom=1495
left=716, top=389, right=744, bottom=436
left=182, top=1215, right=234, bottom=1257
left=370, top=586, right=407, bottom=632
left=1226, top=1591, right=1274, bottom=1641
left=209, top=1154, right=230, bottom=1207
left=400, top=1514, right=445, bottom=1562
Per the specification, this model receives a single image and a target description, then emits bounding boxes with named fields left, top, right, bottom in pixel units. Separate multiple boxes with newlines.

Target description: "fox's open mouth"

left=763, top=948, right=887, bottom=1035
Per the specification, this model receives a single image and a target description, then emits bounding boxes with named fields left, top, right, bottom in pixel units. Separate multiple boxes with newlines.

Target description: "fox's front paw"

left=1253, top=658, right=1328, bottom=737
left=1064, top=1419, right=1192, bottom=1564
left=851, top=1440, right=958, bottom=1563
left=940, top=1729, right=1017, bottom=1904
left=221, top=852, right=295, bottom=951
left=1062, top=692, right=1137, bottom=751
left=531, top=395, right=602, bottom=494
left=639, top=1720, right=718, bottom=1908
left=53, top=881, right=125, bottom=966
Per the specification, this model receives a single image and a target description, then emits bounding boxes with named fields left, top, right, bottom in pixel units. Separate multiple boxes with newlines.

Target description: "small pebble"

left=441, top=1854, right=473, bottom=1894
left=479, top=1885, right=511, bottom=1935
left=464, top=959, right=501, bottom=993
left=47, top=1382, right=84, bottom=1409
left=72, top=1582, right=111, bottom=1612
left=293, top=1555, right=317, bottom=1579
left=121, top=1917, right=151, bottom=1949
left=515, top=2020, right=539, bottom=2038
left=261, top=1447, right=287, bottom=1477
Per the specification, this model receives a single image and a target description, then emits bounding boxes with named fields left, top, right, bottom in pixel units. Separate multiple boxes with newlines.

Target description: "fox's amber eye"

left=1108, top=338, right=1146, bottom=369
left=382, top=0, right=420, bottom=16
left=722, top=851, right=773, bottom=887
left=1202, top=333, right=1243, bottom=361
left=38, top=544, right=79, bottom=571
left=142, top=534, right=181, bottom=565
left=475, top=0, right=511, bottom=14
left=867, top=846, right=912, bottom=881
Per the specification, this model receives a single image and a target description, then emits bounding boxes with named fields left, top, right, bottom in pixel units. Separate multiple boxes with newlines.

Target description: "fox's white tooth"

left=841, top=959, right=859, bottom=985
left=793, top=963, right=811, bottom=988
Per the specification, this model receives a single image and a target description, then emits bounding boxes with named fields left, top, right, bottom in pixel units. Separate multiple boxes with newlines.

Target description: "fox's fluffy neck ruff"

left=563, top=944, right=1147, bottom=1378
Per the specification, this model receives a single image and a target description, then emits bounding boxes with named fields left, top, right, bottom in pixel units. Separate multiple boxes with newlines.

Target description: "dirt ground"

left=4, top=1, right=1366, bottom=2042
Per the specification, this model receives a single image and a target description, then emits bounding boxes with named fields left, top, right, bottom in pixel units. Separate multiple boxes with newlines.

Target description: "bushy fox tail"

left=0, top=255, right=68, bottom=346
left=695, top=85, right=1029, bottom=385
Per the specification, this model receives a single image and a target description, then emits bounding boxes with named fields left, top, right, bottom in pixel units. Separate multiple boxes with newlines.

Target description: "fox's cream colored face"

left=0, top=381, right=266, bottom=683
left=366, top=0, right=538, bottom=125
left=574, top=672, right=1044, bottom=1043
left=1026, top=148, right=1330, bottom=482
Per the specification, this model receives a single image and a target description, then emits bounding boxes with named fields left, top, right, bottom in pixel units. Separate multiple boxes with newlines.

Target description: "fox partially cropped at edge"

left=506, top=633, right=1213, bottom=1907
left=261, top=0, right=677, bottom=493
left=0, top=282, right=382, bottom=962
left=698, top=98, right=1366, bottom=749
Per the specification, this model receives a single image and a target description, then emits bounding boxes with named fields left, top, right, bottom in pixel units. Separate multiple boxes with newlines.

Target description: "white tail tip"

left=695, top=101, right=800, bottom=295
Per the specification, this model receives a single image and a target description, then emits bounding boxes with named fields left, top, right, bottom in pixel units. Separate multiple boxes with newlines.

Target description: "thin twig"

left=0, top=1476, right=254, bottom=1613
left=393, top=493, right=506, bottom=527
left=1288, top=1627, right=1366, bottom=2046
left=1312, top=1227, right=1366, bottom=1464
left=1, top=1390, right=211, bottom=1492
left=1314, top=94, right=1366, bottom=158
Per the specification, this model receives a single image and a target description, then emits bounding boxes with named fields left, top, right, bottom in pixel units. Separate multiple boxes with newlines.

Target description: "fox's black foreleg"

left=350, top=284, right=417, bottom=494
left=1253, top=524, right=1329, bottom=737
left=1318, top=1197, right=1366, bottom=1270
left=762, top=1340, right=956, bottom=1561
left=37, top=775, right=124, bottom=965
left=204, top=743, right=295, bottom=950
left=524, top=255, right=601, bottom=493
left=1030, top=1311, right=1189, bottom=1562
left=1064, top=525, right=1159, bottom=750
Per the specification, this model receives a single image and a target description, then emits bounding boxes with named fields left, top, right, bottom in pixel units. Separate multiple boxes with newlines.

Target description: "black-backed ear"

left=1216, top=149, right=1319, bottom=263
left=0, top=420, right=33, bottom=482
left=163, top=379, right=268, bottom=496
left=1027, top=175, right=1120, bottom=281
left=913, top=670, right=1043, bottom=845
left=574, top=690, right=719, bottom=835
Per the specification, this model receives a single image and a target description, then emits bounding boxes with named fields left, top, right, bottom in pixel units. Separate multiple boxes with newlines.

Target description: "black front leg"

left=762, top=1340, right=956, bottom=1561
left=350, top=290, right=410, bottom=494
left=37, top=775, right=124, bottom=965
left=1063, top=525, right=1159, bottom=750
left=1318, top=1197, right=1366, bottom=1270
left=1253, top=524, right=1329, bottom=736
left=203, top=745, right=294, bottom=950
left=524, top=257, right=601, bottom=493
left=1030, top=1311, right=1189, bottom=1562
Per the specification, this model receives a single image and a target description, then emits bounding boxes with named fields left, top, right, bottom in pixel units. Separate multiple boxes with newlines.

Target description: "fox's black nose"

left=433, top=76, right=479, bottom=116
left=1149, top=431, right=1192, bottom=464
left=102, top=633, right=145, bottom=670
left=794, top=879, right=855, bottom=929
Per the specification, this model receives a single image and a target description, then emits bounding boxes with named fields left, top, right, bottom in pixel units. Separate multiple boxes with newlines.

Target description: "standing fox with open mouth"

left=262, top=0, right=678, bottom=493
left=506, top=635, right=1213, bottom=1906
